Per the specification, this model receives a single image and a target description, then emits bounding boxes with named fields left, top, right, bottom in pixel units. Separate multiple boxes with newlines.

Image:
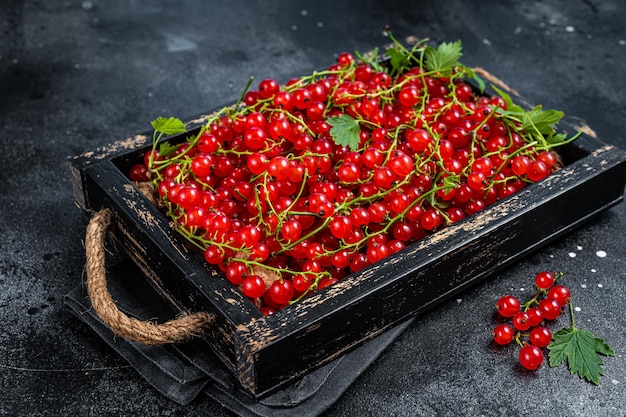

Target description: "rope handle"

left=84, top=208, right=214, bottom=345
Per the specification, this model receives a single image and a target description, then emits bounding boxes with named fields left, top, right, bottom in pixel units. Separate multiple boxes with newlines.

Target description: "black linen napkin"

left=65, top=256, right=413, bottom=416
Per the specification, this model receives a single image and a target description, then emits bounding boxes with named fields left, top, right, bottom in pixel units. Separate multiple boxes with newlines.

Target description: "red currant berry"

left=258, top=78, right=280, bottom=99
left=519, top=344, right=544, bottom=370
left=529, top=326, right=553, bottom=348
left=225, top=261, right=247, bottom=285
left=420, top=209, right=442, bottom=231
left=241, top=275, right=266, bottom=299
left=510, top=155, right=532, bottom=176
left=454, top=82, right=473, bottom=102
left=536, top=151, right=558, bottom=168
left=512, top=311, right=532, bottom=331
left=538, top=298, right=562, bottom=320
left=547, top=285, right=571, bottom=306
left=535, top=271, right=555, bottom=290
left=526, top=307, right=544, bottom=327
left=197, top=131, right=219, bottom=153
left=398, top=85, right=421, bottom=107
left=329, top=215, right=353, bottom=240
left=337, top=52, right=355, bottom=68
left=292, top=274, right=312, bottom=293
left=495, top=295, right=521, bottom=318
left=526, top=160, right=550, bottom=182
left=267, top=280, right=294, bottom=305
left=129, top=163, right=149, bottom=182
left=203, top=245, right=224, bottom=265
left=281, top=219, right=302, bottom=243
left=492, top=324, right=515, bottom=345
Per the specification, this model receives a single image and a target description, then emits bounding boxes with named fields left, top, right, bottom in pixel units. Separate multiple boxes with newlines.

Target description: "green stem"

left=233, top=76, right=255, bottom=110
left=568, top=302, right=576, bottom=330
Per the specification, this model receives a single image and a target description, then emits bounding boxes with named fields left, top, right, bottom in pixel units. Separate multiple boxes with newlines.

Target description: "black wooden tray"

left=70, top=110, right=626, bottom=398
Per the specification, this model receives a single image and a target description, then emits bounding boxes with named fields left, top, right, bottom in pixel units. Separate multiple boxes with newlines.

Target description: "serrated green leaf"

left=594, top=337, right=616, bottom=357
left=424, top=40, right=462, bottom=75
left=522, top=106, right=564, bottom=136
left=151, top=117, right=187, bottom=136
left=385, top=46, right=411, bottom=75
left=158, top=141, right=178, bottom=158
left=546, top=132, right=568, bottom=145
left=327, top=114, right=361, bottom=151
left=548, top=327, right=615, bottom=385
left=490, top=84, right=524, bottom=114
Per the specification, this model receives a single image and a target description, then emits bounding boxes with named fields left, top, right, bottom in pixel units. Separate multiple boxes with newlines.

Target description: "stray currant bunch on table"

left=492, top=270, right=614, bottom=384
left=129, top=30, right=580, bottom=314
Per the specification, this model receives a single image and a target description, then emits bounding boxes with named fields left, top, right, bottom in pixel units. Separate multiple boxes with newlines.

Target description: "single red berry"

left=519, top=344, right=544, bottom=370
left=421, top=209, right=442, bottom=231
left=197, top=131, right=219, bottom=153
left=129, top=163, right=149, bottom=182
left=267, top=280, right=294, bottom=305
left=224, top=261, right=247, bottom=285
left=529, top=326, right=553, bottom=348
left=329, top=215, right=353, bottom=240
left=535, top=271, right=555, bottom=290
left=241, top=275, right=266, bottom=299
left=318, top=277, right=339, bottom=290
left=258, top=78, right=280, bottom=99
left=203, top=245, right=224, bottom=265
left=337, top=52, right=355, bottom=68
left=492, top=324, right=515, bottom=345
left=495, top=295, right=521, bottom=318
left=526, top=307, right=544, bottom=327
left=510, top=155, right=532, bottom=176
left=538, top=298, right=562, bottom=320
left=547, top=285, right=571, bottom=306
left=526, top=160, right=550, bottom=182
left=536, top=150, right=558, bottom=168
left=512, top=311, right=532, bottom=331
left=292, top=274, right=312, bottom=293
left=281, top=219, right=302, bottom=243
left=191, top=154, right=215, bottom=177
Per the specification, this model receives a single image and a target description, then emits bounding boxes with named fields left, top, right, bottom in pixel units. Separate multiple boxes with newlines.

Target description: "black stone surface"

left=1, top=1, right=625, bottom=416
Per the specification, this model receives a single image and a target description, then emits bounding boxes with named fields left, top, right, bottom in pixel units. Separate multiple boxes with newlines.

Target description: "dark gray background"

left=1, top=1, right=625, bottom=416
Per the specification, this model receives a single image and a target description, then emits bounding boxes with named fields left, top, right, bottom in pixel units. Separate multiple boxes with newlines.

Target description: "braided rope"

left=84, top=208, right=214, bottom=345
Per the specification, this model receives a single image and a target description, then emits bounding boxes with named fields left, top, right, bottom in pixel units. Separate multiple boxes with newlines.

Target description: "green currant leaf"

left=385, top=46, right=411, bottom=75
left=424, top=40, right=462, bottom=75
left=521, top=105, right=564, bottom=136
left=594, top=337, right=616, bottom=357
left=547, top=327, right=615, bottom=385
left=546, top=132, right=568, bottom=145
left=151, top=117, right=187, bottom=136
left=158, top=141, right=178, bottom=158
left=327, top=114, right=361, bottom=151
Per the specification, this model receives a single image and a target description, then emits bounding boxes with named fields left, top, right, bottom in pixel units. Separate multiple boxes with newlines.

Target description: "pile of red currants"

left=129, top=40, right=574, bottom=314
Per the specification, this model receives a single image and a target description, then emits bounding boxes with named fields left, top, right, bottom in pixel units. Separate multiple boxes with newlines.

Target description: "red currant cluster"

left=129, top=43, right=568, bottom=314
left=492, top=271, right=571, bottom=370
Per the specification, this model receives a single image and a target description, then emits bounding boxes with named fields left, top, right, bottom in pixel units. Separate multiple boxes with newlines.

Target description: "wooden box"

left=70, top=108, right=626, bottom=398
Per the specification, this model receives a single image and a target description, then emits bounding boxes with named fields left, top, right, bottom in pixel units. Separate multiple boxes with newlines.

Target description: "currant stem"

left=234, top=76, right=255, bottom=110
left=568, top=301, right=576, bottom=330
left=522, top=288, right=545, bottom=311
